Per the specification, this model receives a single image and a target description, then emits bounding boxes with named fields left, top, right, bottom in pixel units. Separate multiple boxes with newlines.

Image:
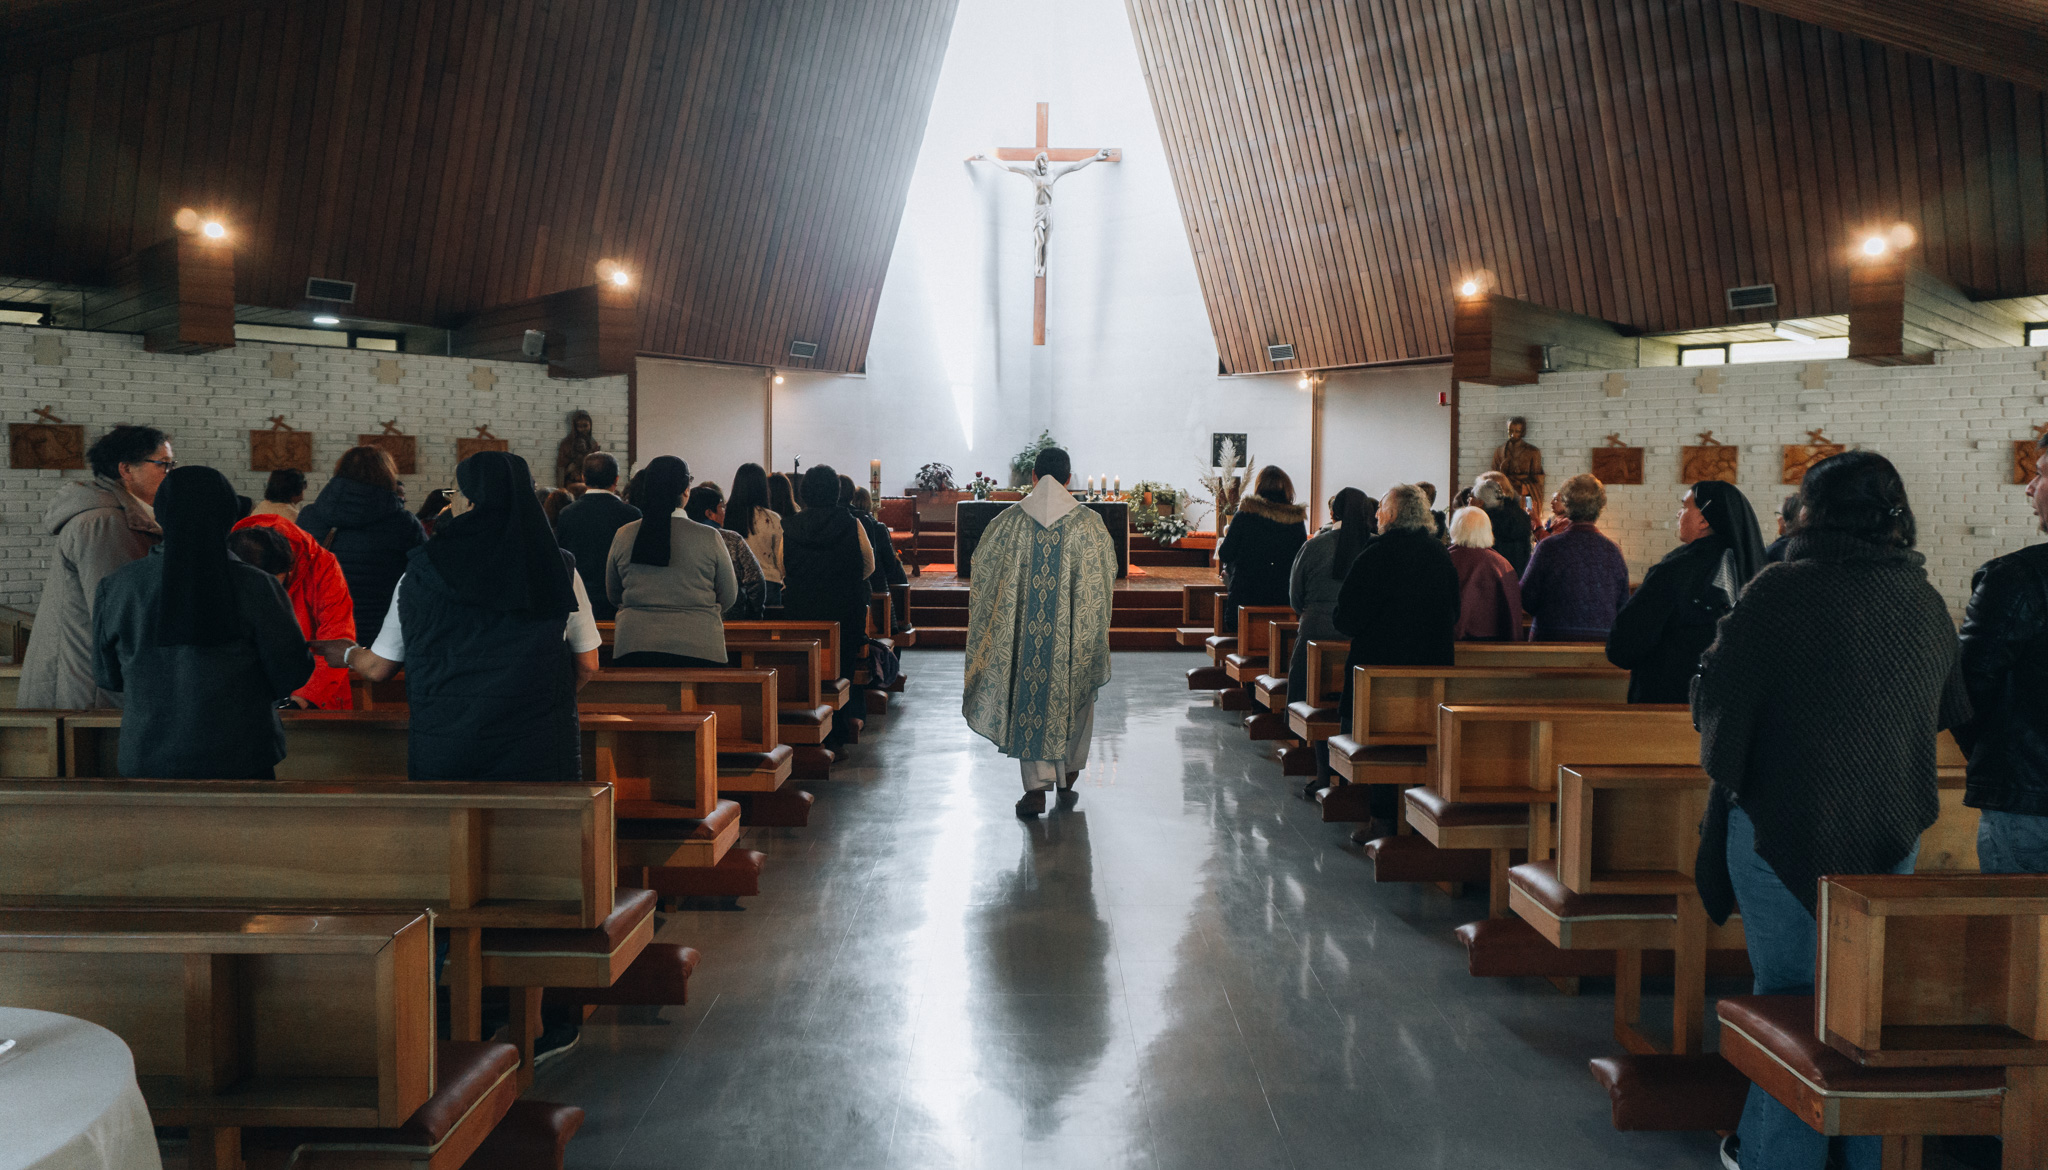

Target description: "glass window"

left=1679, top=345, right=1728, bottom=366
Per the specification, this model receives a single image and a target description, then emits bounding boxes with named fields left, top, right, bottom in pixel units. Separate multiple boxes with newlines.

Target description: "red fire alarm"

left=1437, top=391, right=1449, bottom=406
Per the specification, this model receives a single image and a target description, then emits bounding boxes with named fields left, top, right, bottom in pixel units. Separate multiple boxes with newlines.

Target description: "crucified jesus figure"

left=967, top=148, right=1113, bottom=276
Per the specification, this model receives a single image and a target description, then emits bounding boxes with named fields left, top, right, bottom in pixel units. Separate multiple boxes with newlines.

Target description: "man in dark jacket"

left=1474, top=472, right=1533, bottom=574
left=554, top=452, right=641, bottom=621
left=1956, top=437, right=2048, bottom=873
left=296, top=447, right=425, bottom=645
left=1332, top=483, right=1460, bottom=834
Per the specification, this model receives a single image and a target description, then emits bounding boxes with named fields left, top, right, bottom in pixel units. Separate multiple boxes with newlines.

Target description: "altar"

left=953, top=500, right=1130, bottom=579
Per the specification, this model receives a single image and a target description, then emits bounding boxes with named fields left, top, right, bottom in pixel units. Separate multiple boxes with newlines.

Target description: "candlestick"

left=1113, top=476, right=1120, bottom=494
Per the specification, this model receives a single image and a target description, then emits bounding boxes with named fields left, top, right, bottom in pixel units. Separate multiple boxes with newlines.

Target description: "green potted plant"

left=1009, top=430, right=1060, bottom=487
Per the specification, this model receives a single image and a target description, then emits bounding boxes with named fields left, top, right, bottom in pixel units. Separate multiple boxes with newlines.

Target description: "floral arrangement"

left=1145, top=513, right=1193, bottom=546
left=1010, top=429, right=1061, bottom=484
left=1128, top=479, right=1184, bottom=541
left=911, top=462, right=955, bottom=492
left=966, top=471, right=1000, bottom=499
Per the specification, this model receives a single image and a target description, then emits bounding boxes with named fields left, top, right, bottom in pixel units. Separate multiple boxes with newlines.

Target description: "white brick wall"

left=0, top=324, right=627, bottom=609
left=1457, top=347, right=2048, bottom=619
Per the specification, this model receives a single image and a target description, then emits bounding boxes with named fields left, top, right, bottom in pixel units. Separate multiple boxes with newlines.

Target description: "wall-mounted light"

left=312, top=315, right=340, bottom=326
left=609, top=270, right=630, bottom=287
left=596, top=260, right=631, bottom=288
left=773, top=374, right=786, bottom=385
left=1459, top=280, right=1480, bottom=297
left=1861, top=236, right=1888, bottom=258
left=1296, top=376, right=1310, bottom=389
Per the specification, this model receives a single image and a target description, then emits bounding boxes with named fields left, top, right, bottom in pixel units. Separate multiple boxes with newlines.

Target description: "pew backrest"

left=1435, top=702, right=1699, bottom=803
left=1302, top=640, right=1349, bottom=708
left=1818, top=872, right=2048, bottom=1067
left=1181, top=583, right=1225, bottom=628
left=0, top=662, right=21, bottom=706
left=1233, top=607, right=1293, bottom=659
left=1560, top=763, right=1979, bottom=897
left=1266, top=620, right=1298, bottom=679
left=0, top=779, right=615, bottom=928
left=726, top=639, right=825, bottom=711
left=1454, top=642, right=1612, bottom=668
left=1354, top=666, right=1629, bottom=747
left=579, top=668, right=778, bottom=752
left=581, top=711, right=718, bottom=819
left=0, top=908, right=434, bottom=1126
left=724, top=620, right=841, bottom=681
left=0, top=710, right=63, bottom=776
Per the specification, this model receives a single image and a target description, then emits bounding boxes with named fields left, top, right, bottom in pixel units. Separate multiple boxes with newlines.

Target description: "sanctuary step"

left=905, top=584, right=1194, bottom=651
left=911, top=520, right=1207, bottom=567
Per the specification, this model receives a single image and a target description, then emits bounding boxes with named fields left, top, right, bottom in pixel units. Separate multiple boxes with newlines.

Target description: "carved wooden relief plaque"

left=1679, top=431, right=1738, bottom=485
left=1589, top=434, right=1643, bottom=485
left=358, top=420, right=417, bottom=474
left=456, top=424, right=509, bottom=463
left=1781, top=429, right=1845, bottom=485
left=250, top=416, right=313, bottom=472
left=2014, top=424, right=2048, bottom=484
left=9, top=407, right=84, bottom=470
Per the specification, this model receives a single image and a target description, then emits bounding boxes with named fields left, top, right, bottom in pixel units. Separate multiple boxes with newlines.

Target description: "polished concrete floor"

left=537, top=652, right=1723, bottom=1169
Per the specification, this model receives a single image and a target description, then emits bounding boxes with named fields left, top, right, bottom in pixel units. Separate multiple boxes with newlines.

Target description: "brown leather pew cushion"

left=1405, top=786, right=1528, bottom=829
left=544, top=944, right=701, bottom=1009
left=718, top=744, right=794, bottom=777
left=1453, top=916, right=1619, bottom=979
left=1289, top=702, right=1336, bottom=726
left=1315, top=782, right=1376, bottom=822
left=459, top=1099, right=586, bottom=1170
left=1510, top=860, right=1681, bottom=921
left=635, top=848, right=766, bottom=898
left=617, top=798, right=742, bottom=842
left=481, top=888, right=656, bottom=956
left=734, top=787, right=814, bottom=827
left=1187, top=665, right=1231, bottom=690
left=1587, top=1054, right=1751, bottom=1131
left=249, top=1041, right=517, bottom=1154
left=1361, top=833, right=1495, bottom=883
left=1716, top=996, right=2007, bottom=1096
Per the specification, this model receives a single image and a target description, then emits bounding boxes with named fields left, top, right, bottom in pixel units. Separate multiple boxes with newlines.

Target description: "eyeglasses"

left=140, top=459, right=176, bottom=471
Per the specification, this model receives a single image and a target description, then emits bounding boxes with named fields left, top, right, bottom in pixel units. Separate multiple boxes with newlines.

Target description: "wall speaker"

left=521, top=329, right=546, bottom=359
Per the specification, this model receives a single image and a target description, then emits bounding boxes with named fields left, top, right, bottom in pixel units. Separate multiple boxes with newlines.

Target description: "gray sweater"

left=605, top=516, right=740, bottom=663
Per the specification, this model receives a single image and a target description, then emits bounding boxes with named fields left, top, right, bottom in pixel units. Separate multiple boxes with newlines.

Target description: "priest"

left=963, top=446, right=1116, bottom=818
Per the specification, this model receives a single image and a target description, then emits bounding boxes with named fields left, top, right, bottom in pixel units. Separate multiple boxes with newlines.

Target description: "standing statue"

left=556, top=410, right=601, bottom=488
left=1491, top=416, right=1546, bottom=507
left=967, top=148, right=1113, bottom=276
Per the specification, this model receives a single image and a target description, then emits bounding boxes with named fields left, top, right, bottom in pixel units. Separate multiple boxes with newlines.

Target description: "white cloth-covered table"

left=0, top=1007, right=161, bottom=1170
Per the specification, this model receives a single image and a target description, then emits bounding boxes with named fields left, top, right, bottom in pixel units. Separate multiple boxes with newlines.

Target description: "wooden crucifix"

left=968, top=102, right=1120, bottom=345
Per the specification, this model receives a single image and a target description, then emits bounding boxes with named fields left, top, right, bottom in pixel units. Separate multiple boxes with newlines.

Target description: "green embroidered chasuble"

left=961, top=502, right=1115, bottom=761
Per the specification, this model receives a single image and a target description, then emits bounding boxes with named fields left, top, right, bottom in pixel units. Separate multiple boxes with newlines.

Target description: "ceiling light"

left=312, top=315, right=340, bottom=326
left=1459, top=280, right=1479, bottom=297
left=1861, top=236, right=1887, bottom=257
left=201, top=221, right=226, bottom=239
left=609, top=270, right=630, bottom=287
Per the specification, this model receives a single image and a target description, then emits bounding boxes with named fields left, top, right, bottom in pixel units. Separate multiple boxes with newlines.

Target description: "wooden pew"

left=0, top=778, right=614, bottom=1051
left=1716, top=874, right=2048, bottom=1166
left=0, top=604, right=34, bottom=664
left=0, top=708, right=64, bottom=776
left=1549, top=761, right=1975, bottom=1063
left=1223, top=606, right=1293, bottom=684
left=0, top=661, right=21, bottom=705
left=1176, top=583, right=1225, bottom=647
left=724, top=619, right=845, bottom=699
left=725, top=638, right=830, bottom=743
left=1253, top=619, right=1298, bottom=712
left=1455, top=642, right=1611, bottom=668
left=1285, top=639, right=1349, bottom=743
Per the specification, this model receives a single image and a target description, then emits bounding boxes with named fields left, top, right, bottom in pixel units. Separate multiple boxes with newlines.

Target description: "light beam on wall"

left=951, top=383, right=974, bottom=449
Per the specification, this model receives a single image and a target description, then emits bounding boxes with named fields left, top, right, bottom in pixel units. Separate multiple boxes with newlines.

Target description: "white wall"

left=1321, top=364, right=1454, bottom=516
left=763, top=0, right=1311, bottom=502
left=0, top=323, right=626, bottom=608
left=1457, top=347, right=2048, bottom=617
left=634, top=357, right=769, bottom=487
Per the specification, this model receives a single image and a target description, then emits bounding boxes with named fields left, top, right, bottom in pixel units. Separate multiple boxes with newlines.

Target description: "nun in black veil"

left=1605, top=481, right=1769, bottom=704
left=323, top=450, right=604, bottom=782
left=93, top=465, right=313, bottom=778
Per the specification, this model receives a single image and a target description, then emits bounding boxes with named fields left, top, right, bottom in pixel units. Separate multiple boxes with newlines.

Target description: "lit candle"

left=1087, top=476, right=1096, bottom=493
left=870, top=459, right=880, bottom=480
left=1113, top=476, right=1120, bottom=493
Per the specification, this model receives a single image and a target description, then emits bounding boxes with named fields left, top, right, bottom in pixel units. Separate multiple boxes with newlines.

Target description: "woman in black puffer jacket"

left=297, top=446, right=426, bottom=645
left=1217, top=466, right=1307, bottom=632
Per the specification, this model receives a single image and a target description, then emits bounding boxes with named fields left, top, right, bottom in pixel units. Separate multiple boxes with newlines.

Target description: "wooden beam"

left=81, top=234, right=236, bottom=355
left=1452, top=294, right=1654, bottom=386
left=1849, top=257, right=2029, bottom=367
left=1731, top=0, right=2048, bottom=94
left=451, top=283, right=640, bottom=381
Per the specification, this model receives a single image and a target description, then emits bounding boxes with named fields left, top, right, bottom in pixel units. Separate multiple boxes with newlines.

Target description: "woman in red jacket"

left=231, top=511, right=357, bottom=709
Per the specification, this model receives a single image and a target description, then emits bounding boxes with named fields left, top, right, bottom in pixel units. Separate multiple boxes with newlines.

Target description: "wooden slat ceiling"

left=1127, top=0, right=2048, bottom=374
left=0, top=0, right=958, bottom=373
left=1733, top=0, right=2048, bottom=94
